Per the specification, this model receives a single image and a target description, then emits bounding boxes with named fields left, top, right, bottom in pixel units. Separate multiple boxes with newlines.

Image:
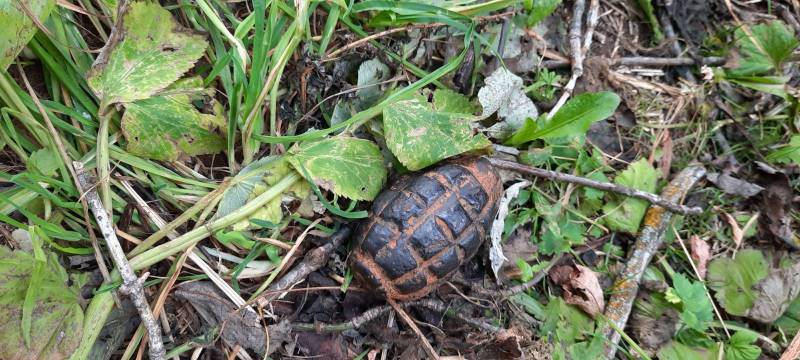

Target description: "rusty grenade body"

left=350, top=157, right=503, bottom=301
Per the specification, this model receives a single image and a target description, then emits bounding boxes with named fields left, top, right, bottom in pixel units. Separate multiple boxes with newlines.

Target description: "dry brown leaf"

left=723, top=212, right=744, bottom=249
left=689, top=235, right=711, bottom=279
left=549, top=264, right=605, bottom=318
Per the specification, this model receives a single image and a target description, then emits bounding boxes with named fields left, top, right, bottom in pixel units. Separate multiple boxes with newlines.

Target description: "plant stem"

left=72, top=172, right=301, bottom=360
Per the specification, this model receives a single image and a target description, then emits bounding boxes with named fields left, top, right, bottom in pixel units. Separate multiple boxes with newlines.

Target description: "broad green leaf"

left=540, top=297, right=595, bottom=343
left=27, top=148, right=59, bottom=177
left=0, top=0, right=54, bottom=71
left=657, top=341, right=711, bottom=360
left=433, top=88, right=477, bottom=114
left=707, top=249, right=769, bottom=316
left=724, top=330, right=761, bottom=360
left=526, top=0, right=561, bottom=27
left=539, top=217, right=584, bottom=255
left=231, top=160, right=310, bottom=231
left=507, top=91, right=620, bottom=146
left=731, top=21, right=799, bottom=76
left=287, top=137, right=386, bottom=201
left=601, top=159, right=658, bottom=233
left=0, top=246, right=84, bottom=359
left=87, top=2, right=208, bottom=106
left=121, top=77, right=225, bottom=161
left=216, top=156, right=281, bottom=218
left=767, top=135, right=800, bottom=165
left=383, top=98, right=491, bottom=171
left=669, top=273, right=713, bottom=332
left=775, top=295, right=800, bottom=337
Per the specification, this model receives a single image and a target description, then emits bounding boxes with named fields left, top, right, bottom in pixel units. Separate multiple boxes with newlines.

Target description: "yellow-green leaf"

left=287, top=137, right=386, bottom=201
left=0, top=0, right=54, bottom=71
left=601, top=159, right=658, bottom=233
left=121, top=77, right=225, bottom=161
left=87, top=2, right=207, bottom=106
left=383, top=98, right=491, bottom=171
left=0, top=246, right=84, bottom=359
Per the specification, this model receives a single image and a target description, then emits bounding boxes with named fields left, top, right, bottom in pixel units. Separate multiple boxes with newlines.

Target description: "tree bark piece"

left=488, top=158, right=704, bottom=215
left=601, top=165, right=706, bottom=359
left=74, top=162, right=166, bottom=360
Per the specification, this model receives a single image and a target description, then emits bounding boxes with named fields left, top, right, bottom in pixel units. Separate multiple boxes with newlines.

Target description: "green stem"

left=71, top=173, right=301, bottom=360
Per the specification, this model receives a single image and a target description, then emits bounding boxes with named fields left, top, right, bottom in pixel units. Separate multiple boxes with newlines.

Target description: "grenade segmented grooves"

left=350, top=157, right=502, bottom=301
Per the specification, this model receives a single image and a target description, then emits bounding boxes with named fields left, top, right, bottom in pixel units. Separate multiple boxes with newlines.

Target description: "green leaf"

left=0, top=246, right=83, bottom=359
left=775, top=295, right=800, bottom=337
left=217, top=156, right=281, bottom=218
left=121, top=78, right=225, bottom=161
left=87, top=2, right=208, bottom=106
left=507, top=91, right=620, bottom=146
left=732, top=21, right=799, bottom=76
left=707, top=249, right=769, bottom=316
left=0, top=0, right=54, bottom=71
left=287, top=137, right=386, bottom=201
left=433, top=88, right=477, bottom=114
left=539, top=217, right=584, bottom=255
left=27, top=148, right=59, bottom=177
left=669, top=273, right=713, bottom=332
left=726, top=75, right=789, bottom=97
left=724, top=330, right=761, bottom=360
left=767, top=135, right=800, bottom=165
left=601, top=159, right=658, bottom=233
left=383, top=97, right=491, bottom=170
left=526, top=0, right=561, bottom=27
left=657, top=341, right=711, bottom=360
left=568, top=331, right=605, bottom=360
left=540, top=297, right=595, bottom=344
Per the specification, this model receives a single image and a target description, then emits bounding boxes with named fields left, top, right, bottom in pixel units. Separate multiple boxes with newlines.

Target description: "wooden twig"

left=389, top=299, right=440, bottom=360
left=601, top=165, right=706, bottom=359
left=547, top=0, right=590, bottom=119
left=541, top=56, right=727, bottom=69
left=254, top=227, right=352, bottom=307
left=487, top=158, right=704, bottom=215
left=780, top=329, right=800, bottom=360
left=74, top=162, right=166, bottom=360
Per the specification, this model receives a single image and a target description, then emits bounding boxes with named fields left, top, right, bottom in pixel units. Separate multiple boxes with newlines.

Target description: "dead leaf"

left=174, top=282, right=290, bottom=357
left=744, top=260, right=800, bottom=323
left=688, top=235, right=711, bottom=279
left=760, top=171, right=798, bottom=249
left=549, top=264, right=605, bottom=318
left=722, top=212, right=758, bottom=250
left=707, top=172, right=763, bottom=198
left=474, top=328, right=524, bottom=360
left=296, top=332, right=348, bottom=360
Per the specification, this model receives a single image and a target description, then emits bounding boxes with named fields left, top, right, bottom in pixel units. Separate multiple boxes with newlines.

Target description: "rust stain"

left=643, top=206, right=666, bottom=227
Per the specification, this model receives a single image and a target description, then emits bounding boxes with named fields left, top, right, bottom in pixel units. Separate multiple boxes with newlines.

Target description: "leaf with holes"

left=0, top=0, right=54, bottom=71
left=287, top=137, right=386, bottom=201
left=86, top=1, right=207, bottom=106
left=383, top=97, right=491, bottom=171
left=121, top=77, right=225, bottom=161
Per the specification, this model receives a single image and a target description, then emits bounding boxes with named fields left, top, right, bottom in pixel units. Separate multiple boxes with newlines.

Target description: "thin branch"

left=389, top=299, right=440, bottom=360
left=487, top=158, right=704, bottom=215
left=547, top=0, right=588, bottom=119
left=74, top=162, right=166, bottom=360
left=541, top=56, right=727, bottom=69
left=601, top=165, right=707, bottom=359
left=254, top=227, right=352, bottom=307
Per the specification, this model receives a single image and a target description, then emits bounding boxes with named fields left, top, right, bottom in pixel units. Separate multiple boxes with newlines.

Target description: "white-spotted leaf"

left=0, top=0, right=54, bottom=71
left=87, top=2, right=207, bottom=106
left=121, top=77, right=225, bottom=161
left=383, top=98, right=491, bottom=171
left=287, top=137, right=386, bottom=201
